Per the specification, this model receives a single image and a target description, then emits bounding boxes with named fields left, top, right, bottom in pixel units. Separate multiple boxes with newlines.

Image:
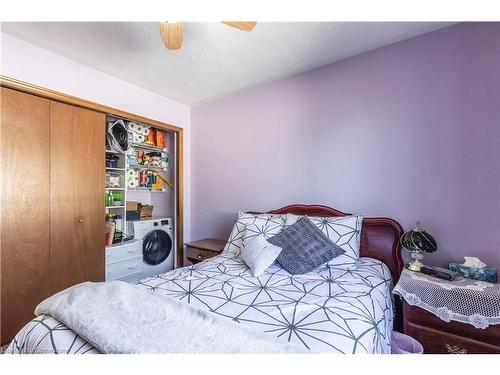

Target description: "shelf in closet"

left=105, top=167, right=126, bottom=171
left=105, top=188, right=125, bottom=191
left=105, top=205, right=125, bottom=209
left=130, top=143, right=167, bottom=152
left=105, top=149, right=122, bottom=154
left=128, top=188, right=167, bottom=193
left=126, top=165, right=168, bottom=171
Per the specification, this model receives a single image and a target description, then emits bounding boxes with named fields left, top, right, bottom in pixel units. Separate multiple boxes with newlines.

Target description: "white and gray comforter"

left=7, top=255, right=394, bottom=354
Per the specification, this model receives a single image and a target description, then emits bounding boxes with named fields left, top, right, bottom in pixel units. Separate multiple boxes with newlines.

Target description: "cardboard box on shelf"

left=126, top=201, right=154, bottom=219
left=140, top=205, right=153, bottom=219
left=126, top=201, right=140, bottom=211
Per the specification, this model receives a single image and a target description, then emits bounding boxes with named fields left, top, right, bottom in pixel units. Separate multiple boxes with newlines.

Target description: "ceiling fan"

left=159, top=21, right=257, bottom=50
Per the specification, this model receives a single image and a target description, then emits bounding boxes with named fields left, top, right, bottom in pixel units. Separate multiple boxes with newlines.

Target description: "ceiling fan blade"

left=159, top=22, right=184, bottom=50
left=222, top=22, right=257, bottom=32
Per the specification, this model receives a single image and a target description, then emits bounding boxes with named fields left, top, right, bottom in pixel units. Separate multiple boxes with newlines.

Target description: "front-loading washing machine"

left=126, top=217, right=174, bottom=278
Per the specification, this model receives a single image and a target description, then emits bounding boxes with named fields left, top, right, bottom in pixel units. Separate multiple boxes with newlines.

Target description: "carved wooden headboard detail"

left=253, top=204, right=405, bottom=331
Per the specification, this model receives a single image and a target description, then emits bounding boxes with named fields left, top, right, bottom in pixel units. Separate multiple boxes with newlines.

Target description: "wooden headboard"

left=254, top=204, right=405, bottom=330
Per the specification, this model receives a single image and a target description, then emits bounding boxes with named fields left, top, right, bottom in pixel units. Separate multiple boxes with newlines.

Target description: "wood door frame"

left=0, top=75, right=185, bottom=268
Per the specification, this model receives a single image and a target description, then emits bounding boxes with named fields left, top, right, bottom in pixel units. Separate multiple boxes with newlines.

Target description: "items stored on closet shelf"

left=105, top=154, right=120, bottom=168
left=105, top=215, right=122, bottom=245
left=107, top=116, right=167, bottom=149
left=140, top=170, right=165, bottom=190
left=126, top=201, right=154, bottom=220
left=105, top=171, right=123, bottom=188
left=105, top=213, right=123, bottom=231
left=105, top=191, right=123, bottom=206
left=127, top=150, right=169, bottom=168
left=105, top=213, right=131, bottom=245
left=106, top=119, right=131, bottom=153
left=127, top=169, right=168, bottom=190
left=105, top=221, right=115, bottom=246
left=126, top=121, right=165, bottom=148
left=126, top=168, right=140, bottom=188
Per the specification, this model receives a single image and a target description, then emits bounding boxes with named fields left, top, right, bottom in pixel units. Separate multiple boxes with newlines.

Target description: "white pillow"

left=223, top=212, right=286, bottom=258
left=285, top=213, right=363, bottom=270
left=241, top=234, right=282, bottom=277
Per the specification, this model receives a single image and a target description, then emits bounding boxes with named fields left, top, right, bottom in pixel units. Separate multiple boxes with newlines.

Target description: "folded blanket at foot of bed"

left=31, top=281, right=309, bottom=354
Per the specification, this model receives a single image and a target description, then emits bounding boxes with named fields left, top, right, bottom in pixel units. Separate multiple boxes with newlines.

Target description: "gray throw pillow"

left=268, top=217, right=345, bottom=274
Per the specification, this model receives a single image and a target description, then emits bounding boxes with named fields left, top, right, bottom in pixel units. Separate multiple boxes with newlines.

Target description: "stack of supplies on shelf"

left=105, top=213, right=124, bottom=246
left=126, top=201, right=154, bottom=220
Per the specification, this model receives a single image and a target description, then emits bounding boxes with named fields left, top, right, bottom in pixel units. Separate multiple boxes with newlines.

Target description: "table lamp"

left=400, top=221, right=437, bottom=272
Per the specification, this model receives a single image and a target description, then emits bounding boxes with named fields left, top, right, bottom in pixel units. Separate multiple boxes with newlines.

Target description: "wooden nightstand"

left=395, top=268, right=500, bottom=354
left=403, top=302, right=500, bottom=354
left=185, top=239, right=225, bottom=265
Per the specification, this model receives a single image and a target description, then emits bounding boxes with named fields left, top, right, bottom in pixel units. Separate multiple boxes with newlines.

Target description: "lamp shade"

left=400, top=222, right=437, bottom=253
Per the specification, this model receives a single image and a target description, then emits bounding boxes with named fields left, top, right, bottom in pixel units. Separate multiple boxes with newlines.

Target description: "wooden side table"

left=185, top=239, right=225, bottom=265
left=394, top=268, right=500, bottom=354
left=404, top=302, right=500, bottom=354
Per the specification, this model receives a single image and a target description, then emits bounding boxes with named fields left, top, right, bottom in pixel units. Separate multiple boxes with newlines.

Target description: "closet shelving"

left=105, top=139, right=127, bottom=231
left=127, top=165, right=168, bottom=171
left=125, top=134, right=170, bottom=193
left=105, top=113, right=173, bottom=238
left=128, top=188, right=167, bottom=193
left=105, top=167, right=125, bottom=172
left=130, top=143, right=167, bottom=152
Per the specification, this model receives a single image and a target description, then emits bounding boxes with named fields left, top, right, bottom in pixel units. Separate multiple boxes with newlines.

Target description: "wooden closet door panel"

left=50, top=101, right=105, bottom=293
left=1, top=88, right=50, bottom=344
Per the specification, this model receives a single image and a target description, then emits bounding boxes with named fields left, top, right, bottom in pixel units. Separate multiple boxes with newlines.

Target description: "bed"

left=7, top=204, right=403, bottom=354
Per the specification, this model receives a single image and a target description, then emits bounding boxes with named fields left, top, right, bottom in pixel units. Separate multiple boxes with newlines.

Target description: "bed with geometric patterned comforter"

left=7, top=253, right=394, bottom=354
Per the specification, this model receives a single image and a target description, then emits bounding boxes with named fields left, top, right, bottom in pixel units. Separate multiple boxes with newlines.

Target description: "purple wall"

left=191, top=23, right=500, bottom=270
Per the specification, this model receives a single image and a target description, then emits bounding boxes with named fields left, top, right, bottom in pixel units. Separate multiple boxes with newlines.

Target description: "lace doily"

left=393, top=269, right=500, bottom=329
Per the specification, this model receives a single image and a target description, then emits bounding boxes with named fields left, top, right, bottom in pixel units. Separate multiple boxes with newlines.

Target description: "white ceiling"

left=1, top=22, right=454, bottom=105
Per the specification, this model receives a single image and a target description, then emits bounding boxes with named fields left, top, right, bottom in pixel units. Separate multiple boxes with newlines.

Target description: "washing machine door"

left=142, top=229, right=172, bottom=266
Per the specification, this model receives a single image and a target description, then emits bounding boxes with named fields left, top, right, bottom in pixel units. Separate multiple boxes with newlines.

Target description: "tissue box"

left=448, top=263, right=497, bottom=283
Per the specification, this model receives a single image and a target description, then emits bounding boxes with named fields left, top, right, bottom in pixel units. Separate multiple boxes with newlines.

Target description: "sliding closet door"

left=1, top=88, right=50, bottom=344
left=49, top=101, right=105, bottom=293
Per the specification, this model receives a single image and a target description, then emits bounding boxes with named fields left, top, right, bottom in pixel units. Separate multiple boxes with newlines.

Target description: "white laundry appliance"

left=126, top=217, right=174, bottom=278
